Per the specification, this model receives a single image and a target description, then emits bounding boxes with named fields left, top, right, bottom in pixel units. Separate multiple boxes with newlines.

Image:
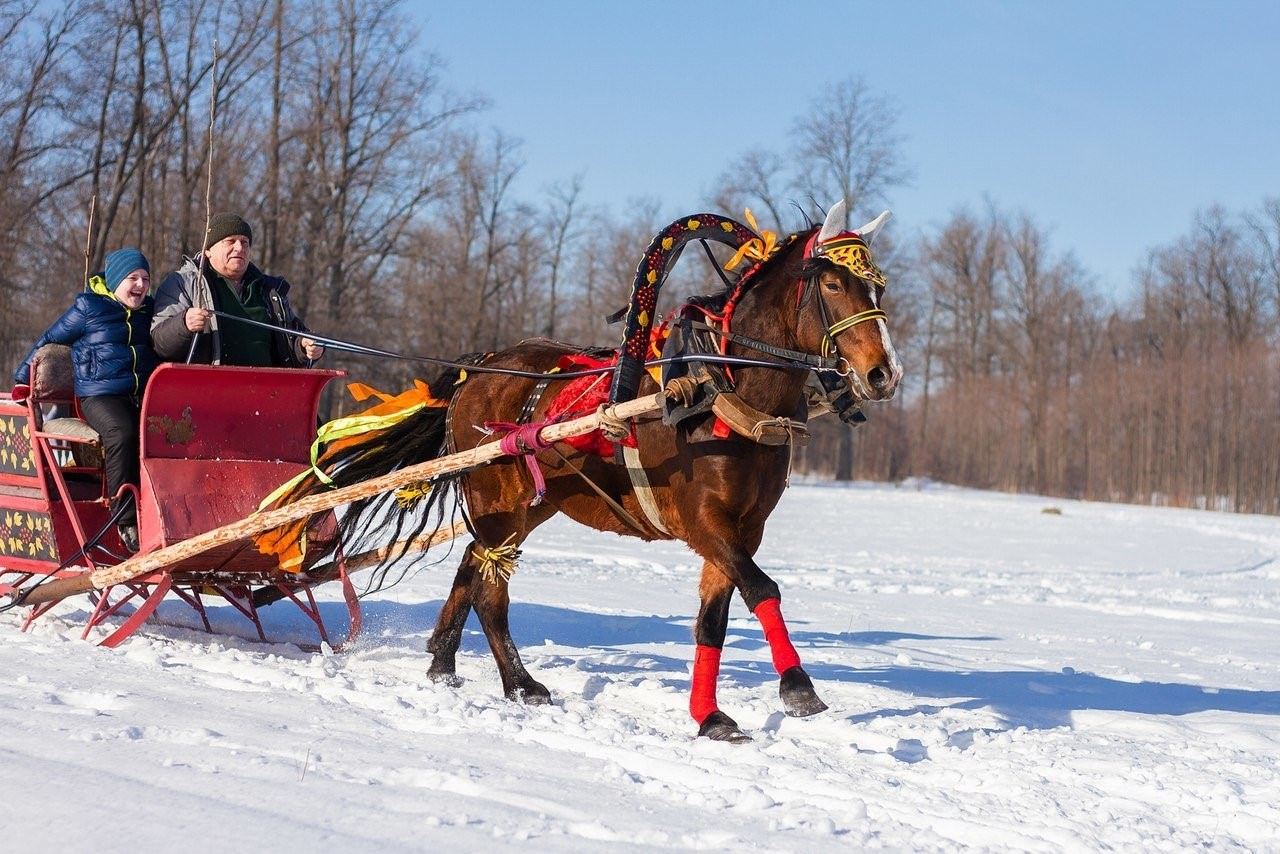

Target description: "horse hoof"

left=697, top=711, right=752, bottom=743
left=779, top=666, right=828, bottom=717
left=427, top=669, right=463, bottom=688
left=508, top=682, right=552, bottom=705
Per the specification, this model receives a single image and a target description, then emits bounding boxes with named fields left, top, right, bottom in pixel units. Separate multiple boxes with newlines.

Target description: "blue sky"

left=415, top=2, right=1279, bottom=295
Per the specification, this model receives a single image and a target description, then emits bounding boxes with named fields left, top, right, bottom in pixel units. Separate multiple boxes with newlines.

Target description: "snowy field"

left=2, top=481, right=1279, bottom=851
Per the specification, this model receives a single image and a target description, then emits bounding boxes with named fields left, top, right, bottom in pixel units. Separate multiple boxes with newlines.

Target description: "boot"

left=117, top=524, right=139, bottom=553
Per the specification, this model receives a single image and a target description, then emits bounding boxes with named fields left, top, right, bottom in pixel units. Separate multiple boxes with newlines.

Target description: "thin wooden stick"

left=14, top=393, right=664, bottom=607
left=83, top=195, right=96, bottom=286
left=187, top=41, right=220, bottom=363
left=325, top=519, right=470, bottom=576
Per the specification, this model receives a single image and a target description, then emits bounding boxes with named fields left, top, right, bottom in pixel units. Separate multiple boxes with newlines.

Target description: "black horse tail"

left=279, top=354, right=487, bottom=594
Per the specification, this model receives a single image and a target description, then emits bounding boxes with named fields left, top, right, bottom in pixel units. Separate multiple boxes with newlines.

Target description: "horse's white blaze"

left=856, top=278, right=902, bottom=393
left=878, top=318, right=903, bottom=386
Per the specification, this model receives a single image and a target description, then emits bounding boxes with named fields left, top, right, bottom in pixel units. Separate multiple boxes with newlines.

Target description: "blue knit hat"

left=104, top=248, right=150, bottom=291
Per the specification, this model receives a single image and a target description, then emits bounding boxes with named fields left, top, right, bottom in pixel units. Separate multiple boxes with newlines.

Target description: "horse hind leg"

left=427, top=529, right=551, bottom=704
left=426, top=550, right=479, bottom=687
left=430, top=493, right=557, bottom=704
left=472, top=562, right=552, bottom=704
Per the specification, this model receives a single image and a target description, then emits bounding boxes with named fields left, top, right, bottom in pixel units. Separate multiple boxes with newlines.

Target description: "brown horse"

left=295, top=200, right=902, bottom=742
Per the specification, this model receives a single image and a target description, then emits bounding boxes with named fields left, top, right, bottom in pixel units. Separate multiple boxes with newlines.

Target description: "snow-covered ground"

left=2, top=481, right=1279, bottom=851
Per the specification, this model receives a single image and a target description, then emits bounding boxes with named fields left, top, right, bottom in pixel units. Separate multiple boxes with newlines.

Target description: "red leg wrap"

left=689, top=644, right=722, bottom=723
left=754, top=597, right=801, bottom=674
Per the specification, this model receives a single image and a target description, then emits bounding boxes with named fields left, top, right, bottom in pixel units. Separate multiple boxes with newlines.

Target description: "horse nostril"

left=867, top=366, right=890, bottom=389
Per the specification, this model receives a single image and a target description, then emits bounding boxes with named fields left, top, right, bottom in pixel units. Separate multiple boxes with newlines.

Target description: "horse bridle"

left=800, top=278, right=889, bottom=415
left=677, top=258, right=890, bottom=424
left=808, top=282, right=889, bottom=364
left=801, top=231, right=893, bottom=415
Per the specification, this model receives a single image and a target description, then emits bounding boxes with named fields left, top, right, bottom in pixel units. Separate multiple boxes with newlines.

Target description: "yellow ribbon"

left=253, top=380, right=451, bottom=571
left=724, top=208, right=779, bottom=271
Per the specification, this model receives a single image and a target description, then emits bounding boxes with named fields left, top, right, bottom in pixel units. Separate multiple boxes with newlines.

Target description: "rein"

left=210, top=311, right=847, bottom=381
left=681, top=318, right=838, bottom=372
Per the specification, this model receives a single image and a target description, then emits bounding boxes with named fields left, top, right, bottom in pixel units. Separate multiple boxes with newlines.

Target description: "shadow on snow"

left=144, top=596, right=1279, bottom=729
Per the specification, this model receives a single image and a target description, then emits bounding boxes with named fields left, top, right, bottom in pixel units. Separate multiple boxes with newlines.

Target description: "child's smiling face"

left=113, top=269, right=150, bottom=309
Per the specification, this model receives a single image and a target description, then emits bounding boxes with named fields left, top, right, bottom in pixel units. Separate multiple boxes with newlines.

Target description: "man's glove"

left=10, top=384, right=30, bottom=402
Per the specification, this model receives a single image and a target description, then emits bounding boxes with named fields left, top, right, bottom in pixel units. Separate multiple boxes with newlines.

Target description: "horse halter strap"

left=803, top=230, right=890, bottom=360
left=819, top=307, right=888, bottom=359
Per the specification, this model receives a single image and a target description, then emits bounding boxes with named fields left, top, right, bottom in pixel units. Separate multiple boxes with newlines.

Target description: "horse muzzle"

left=864, top=363, right=900, bottom=400
left=845, top=361, right=900, bottom=402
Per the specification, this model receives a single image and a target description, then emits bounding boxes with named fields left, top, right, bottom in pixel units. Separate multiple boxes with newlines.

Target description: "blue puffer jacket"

left=14, top=279, right=158, bottom=398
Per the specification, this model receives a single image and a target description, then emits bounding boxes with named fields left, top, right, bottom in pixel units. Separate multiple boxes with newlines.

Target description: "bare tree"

left=709, top=148, right=790, bottom=233
left=541, top=174, right=583, bottom=339
left=998, top=213, right=1091, bottom=492
left=791, top=76, right=912, bottom=221
left=785, top=76, right=912, bottom=480
left=1246, top=197, right=1280, bottom=322
left=286, top=0, right=475, bottom=340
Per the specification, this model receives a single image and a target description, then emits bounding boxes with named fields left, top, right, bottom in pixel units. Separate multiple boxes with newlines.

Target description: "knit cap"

left=104, top=248, right=150, bottom=291
left=204, top=212, right=253, bottom=249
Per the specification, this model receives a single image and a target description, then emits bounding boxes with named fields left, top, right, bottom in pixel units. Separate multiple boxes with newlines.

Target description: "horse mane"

left=740, top=227, right=813, bottom=282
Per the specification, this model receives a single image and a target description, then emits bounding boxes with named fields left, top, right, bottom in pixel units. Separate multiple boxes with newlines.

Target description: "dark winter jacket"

left=151, top=257, right=311, bottom=367
left=14, top=278, right=157, bottom=398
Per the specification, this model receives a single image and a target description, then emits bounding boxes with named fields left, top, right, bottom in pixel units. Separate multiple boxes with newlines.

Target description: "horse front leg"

left=759, top=597, right=828, bottom=718
left=691, top=562, right=752, bottom=742
left=692, top=534, right=828, bottom=723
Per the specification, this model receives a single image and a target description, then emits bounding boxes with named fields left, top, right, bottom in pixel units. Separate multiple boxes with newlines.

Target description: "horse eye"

left=822, top=279, right=841, bottom=292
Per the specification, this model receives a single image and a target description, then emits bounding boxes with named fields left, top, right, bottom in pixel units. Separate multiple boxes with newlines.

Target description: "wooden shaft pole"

left=15, top=394, right=663, bottom=607
left=329, top=519, right=470, bottom=576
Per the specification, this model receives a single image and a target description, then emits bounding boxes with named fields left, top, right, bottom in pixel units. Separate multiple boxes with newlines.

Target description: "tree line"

left=0, top=0, right=1275, bottom=514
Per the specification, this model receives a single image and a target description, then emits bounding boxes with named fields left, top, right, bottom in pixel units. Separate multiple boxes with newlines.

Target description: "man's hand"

left=300, top=338, right=325, bottom=362
left=10, top=384, right=30, bottom=402
left=184, top=307, right=211, bottom=332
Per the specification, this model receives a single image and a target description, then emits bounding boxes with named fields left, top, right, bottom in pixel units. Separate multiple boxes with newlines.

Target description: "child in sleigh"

left=13, top=249, right=158, bottom=551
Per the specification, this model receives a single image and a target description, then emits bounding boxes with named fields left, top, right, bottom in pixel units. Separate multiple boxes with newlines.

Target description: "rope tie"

left=596, top=404, right=630, bottom=442
left=750, top=416, right=808, bottom=445
left=663, top=375, right=704, bottom=407
left=487, top=420, right=556, bottom=505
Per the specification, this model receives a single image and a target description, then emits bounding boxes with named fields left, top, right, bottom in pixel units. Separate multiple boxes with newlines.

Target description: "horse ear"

left=817, top=199, right=848, bottom=243
left=855, top=210, right=892, bottom=245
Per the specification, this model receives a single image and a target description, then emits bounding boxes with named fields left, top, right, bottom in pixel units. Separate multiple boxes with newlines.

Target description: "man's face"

left=207, top=234, right=251, bottom=280
left=113, top=269, right=150, bottom=309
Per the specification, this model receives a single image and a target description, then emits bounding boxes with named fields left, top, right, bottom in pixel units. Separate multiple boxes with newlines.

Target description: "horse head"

left=798, top=200, right=903, bottom=401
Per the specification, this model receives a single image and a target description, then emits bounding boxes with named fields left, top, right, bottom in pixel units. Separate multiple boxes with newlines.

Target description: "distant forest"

left=1, top=0, right=1276, bottom=513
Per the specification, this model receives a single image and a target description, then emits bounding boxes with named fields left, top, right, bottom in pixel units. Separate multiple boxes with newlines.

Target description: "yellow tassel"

left=394, top=482, right=432, bottom=509
left=473, top=533, right=520, bottom=585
